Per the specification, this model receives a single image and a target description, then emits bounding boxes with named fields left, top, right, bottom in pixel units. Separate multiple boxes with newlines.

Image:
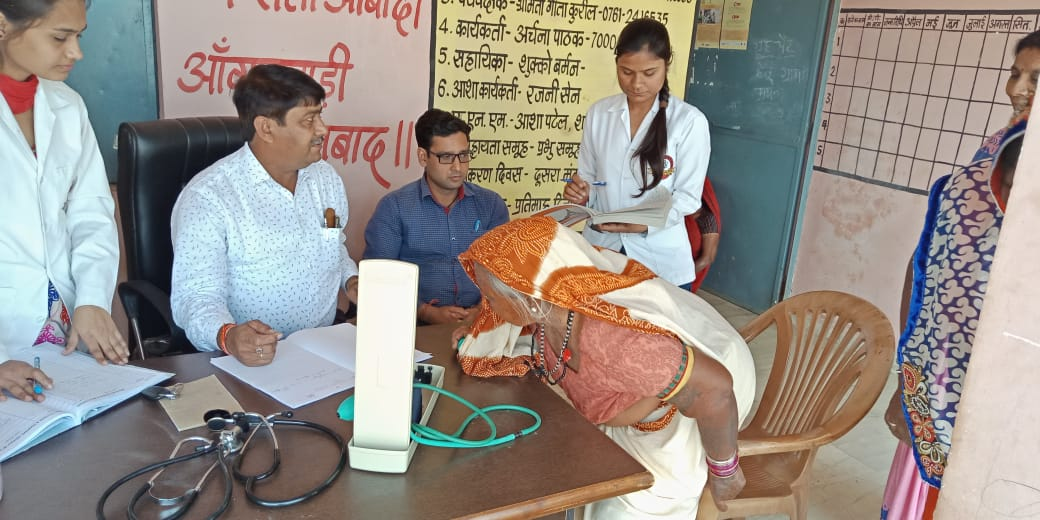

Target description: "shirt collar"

left=605, top=94, right=629, bottom=113
left=240, top=143, right=313, bottom=186
left=606, top=93, right=664, bottom=119
left=419, top=175, right=468, bottom=202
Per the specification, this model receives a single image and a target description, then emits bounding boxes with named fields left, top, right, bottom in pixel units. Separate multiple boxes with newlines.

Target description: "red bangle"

left=707, top=452, right=740, bottom=478
left=217, top=323, right=235, bottom=354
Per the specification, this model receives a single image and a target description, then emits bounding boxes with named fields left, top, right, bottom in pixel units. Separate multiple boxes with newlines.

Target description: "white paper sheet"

left=210, top=324, right=431, bottom=409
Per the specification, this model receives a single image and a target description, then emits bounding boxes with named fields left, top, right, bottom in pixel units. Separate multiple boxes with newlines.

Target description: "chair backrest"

left=739, top=290, right=895, bottom=442
left=117, top=117, right=244, bottom=294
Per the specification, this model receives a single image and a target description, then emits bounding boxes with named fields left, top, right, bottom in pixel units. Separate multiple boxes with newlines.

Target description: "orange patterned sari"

left=455, top=216, right=756, bottom=519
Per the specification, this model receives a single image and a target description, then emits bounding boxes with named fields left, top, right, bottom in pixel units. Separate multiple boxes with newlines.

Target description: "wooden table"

left=0, top=324, right=652, bottom=518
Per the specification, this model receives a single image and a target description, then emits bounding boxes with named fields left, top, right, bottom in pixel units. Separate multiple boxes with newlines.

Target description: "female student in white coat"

left=564, top=18, right=710, bottom=290
left=0, top=0, right=128, bottom=401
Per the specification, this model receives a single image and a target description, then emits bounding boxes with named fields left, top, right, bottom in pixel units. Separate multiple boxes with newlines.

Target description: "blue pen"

left=33, top=356, right=42, bottom=394
left=563, top=178, right=607, bottom=186
left=474, top=219, right=481, bottom=231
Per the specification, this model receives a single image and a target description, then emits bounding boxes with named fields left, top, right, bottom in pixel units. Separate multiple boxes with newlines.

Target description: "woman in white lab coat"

left=0, top=0, right=127, bottom=402
left=563, top=18, right=710, bottom=289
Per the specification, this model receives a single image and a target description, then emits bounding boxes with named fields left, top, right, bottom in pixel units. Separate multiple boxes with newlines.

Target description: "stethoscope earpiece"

left=204, top=409, right=234, bottom=432
left=204, top=409, right=280, bottom=433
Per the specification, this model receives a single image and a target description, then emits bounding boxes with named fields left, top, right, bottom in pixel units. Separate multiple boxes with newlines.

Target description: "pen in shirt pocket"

left=474, top=219, right=481, bottom=232
left=324, top=208, right=336, bottom=228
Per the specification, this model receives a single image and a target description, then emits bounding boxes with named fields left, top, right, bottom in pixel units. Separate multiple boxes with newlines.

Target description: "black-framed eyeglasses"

left=430, top=151, right=473, bottom=164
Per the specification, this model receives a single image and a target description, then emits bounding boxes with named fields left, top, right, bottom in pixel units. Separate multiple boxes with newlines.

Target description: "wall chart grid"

left=815, top=9, right=1039, bottom=195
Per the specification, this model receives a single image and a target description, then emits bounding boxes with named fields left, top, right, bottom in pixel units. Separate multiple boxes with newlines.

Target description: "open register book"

left=210, top=323, right=432, bottom=409
left=0, top=345, right=173, bottom=462
left=533, top=187, right=673, bottom=228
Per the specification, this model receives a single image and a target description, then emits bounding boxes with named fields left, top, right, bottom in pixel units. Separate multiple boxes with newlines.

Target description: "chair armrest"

left=737, top=427, right=834, bottom=456
left=118, top=280, right=178, bottom=335
left=738, top=311, right=778, bottom=343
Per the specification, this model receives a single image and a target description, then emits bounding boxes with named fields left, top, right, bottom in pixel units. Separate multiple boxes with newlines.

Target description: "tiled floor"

left=701, top=291, right=896, bottom=520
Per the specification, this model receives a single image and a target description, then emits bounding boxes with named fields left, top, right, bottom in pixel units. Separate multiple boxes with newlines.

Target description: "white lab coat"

left=578, top=93, right=710, bottom=286
left=0, top=79, right=118, bottom=362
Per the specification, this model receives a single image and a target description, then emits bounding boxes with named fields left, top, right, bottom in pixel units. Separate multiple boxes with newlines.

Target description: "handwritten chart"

left=815, top=9, right=1039, bottom=194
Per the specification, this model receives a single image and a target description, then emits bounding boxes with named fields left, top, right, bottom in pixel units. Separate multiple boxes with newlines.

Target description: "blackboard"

left=686, top=0, right=838, bottom=312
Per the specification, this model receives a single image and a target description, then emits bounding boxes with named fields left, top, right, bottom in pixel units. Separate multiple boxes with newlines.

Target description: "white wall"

left=789, top=175, right=923, bottom=326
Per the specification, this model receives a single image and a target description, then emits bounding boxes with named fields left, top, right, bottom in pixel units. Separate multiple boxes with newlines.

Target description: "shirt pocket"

left=319, top=227, right=345, bottom=271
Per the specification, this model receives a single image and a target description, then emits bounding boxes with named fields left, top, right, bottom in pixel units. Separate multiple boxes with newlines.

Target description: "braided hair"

left=616, top=18, right=673, bottom=196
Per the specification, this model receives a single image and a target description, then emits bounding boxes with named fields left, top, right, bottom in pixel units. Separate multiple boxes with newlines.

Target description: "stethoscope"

left=95, top=409, right=347, bottom=520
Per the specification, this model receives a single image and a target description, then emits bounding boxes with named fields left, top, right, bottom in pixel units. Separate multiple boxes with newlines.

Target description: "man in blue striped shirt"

left=363, top=109, right=509, bottom=324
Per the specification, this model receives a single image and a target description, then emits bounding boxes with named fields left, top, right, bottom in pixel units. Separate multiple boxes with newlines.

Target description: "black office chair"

left=117, top=117, right=244, bottom=358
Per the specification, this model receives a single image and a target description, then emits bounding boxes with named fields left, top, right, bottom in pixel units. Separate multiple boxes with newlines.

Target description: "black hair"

left=414, top=108, right=471, bottom=150
left=232, top=64, right=325, bottom=141
left=1014, top=30, right=1040, bottom=55
left=615, top=18, right=673, bottom=196
left=998, top=134, right=1023, bottom=175
left=0, top=0, right=89, bottom=36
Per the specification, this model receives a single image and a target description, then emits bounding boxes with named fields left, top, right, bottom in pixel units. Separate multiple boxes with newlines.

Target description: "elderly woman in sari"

left=453, top=215, right=756, bottom=519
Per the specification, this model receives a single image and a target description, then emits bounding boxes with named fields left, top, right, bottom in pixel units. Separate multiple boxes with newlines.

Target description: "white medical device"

left=348, top=259, right=443, bottom=473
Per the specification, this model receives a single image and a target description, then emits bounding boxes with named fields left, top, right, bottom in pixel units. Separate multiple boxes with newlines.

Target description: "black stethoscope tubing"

left=127, top=446, right=233, bottom=520
left=96, top=441, right=231, bottom=520
left=96, top=416, right=347, bottom=519
left=235, top=418, right=348, bottom=508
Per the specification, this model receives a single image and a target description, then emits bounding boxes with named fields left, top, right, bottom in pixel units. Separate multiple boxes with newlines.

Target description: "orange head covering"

left=458, top=216, right=673, bottom=338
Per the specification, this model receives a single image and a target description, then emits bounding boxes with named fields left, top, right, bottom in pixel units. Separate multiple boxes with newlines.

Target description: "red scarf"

left=0, top=74, right=39, bottom=114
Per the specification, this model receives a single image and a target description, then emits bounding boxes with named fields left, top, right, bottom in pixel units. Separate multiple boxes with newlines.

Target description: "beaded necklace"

left=531, top=310, right=574, bottom=385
